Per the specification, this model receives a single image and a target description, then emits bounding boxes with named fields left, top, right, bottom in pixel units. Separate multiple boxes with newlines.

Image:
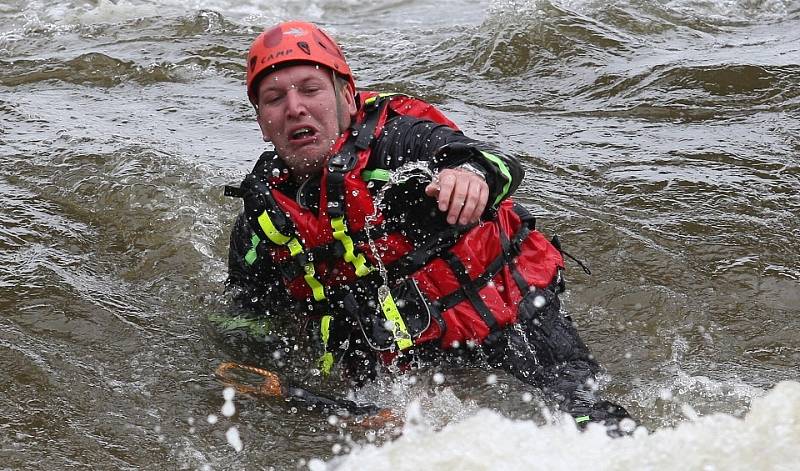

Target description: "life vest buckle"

left=327, top=148, right=358, bottom=174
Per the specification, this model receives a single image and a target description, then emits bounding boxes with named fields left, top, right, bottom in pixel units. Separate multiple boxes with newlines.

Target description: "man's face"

left=256, top=64, right=356, bottom=180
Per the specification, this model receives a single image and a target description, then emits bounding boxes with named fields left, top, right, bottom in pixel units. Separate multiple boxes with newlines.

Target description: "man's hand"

left=425, top=167, right=489, bottom=225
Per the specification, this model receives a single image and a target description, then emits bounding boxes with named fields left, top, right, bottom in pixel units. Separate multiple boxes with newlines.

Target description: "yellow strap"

left=257, top=211, right=291, bottom=245
left=318, top=315, right=334, bottom=375
left=304, top=263, right=326, bottom=301
left=321, top=315, right=332, bottom=344
left=258, top=211, right=325, bottom=298
left=318, top=352, right=334, bottom=374
left=287, top=238, right=303, bottom=257
left=381, top=292, right=413, bottom=350
left=363, top=92, right=400, bottom=106
left=330, top=216, right=372, bottom=277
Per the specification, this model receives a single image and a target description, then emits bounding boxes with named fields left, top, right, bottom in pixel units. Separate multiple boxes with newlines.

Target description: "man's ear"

left=256, top=113, right=271, bottom=142
left=343, top=86, right=357, bottom=117
left=337, top=86, right=357, bottom=132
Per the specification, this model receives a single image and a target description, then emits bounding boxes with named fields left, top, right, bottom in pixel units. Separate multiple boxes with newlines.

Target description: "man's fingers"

left=446, top=180, right=469, bottom=224
left=426, top=168, right=490, bottom=225
left=436, top=172, right=457, bottom=212
left=459, top=179, right=488, bottom=225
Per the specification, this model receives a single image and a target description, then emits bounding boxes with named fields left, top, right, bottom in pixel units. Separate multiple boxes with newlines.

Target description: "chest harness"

left=227, top=93, right=565, bottom=373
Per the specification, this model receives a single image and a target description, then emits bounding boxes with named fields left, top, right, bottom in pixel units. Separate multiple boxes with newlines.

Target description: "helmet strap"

left=332, top=68, right=345, bottom=135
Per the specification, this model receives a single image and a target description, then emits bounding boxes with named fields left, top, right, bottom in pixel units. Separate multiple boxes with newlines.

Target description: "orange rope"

left=214, top=362, right=283, bottom=397
left=352, top=408, right=403, bottom=429
left=213, top=361, right=403, bottom=429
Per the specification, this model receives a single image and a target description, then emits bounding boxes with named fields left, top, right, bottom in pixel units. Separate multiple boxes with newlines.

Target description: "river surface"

left=1, top=0, right=799, bottom=469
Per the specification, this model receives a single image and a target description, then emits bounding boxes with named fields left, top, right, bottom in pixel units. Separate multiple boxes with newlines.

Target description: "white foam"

left=331, top=381, right=800, bottom=471
left=19, top=0, right=365, bottom=26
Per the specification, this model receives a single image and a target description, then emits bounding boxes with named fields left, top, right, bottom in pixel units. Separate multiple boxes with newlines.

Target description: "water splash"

left=331, top=380, right=800, bottom=470
left=363, top=161, right=437, bottom=310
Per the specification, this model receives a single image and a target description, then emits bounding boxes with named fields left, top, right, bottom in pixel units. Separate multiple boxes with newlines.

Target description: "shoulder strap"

left=224, top=150, right=288, bottom=199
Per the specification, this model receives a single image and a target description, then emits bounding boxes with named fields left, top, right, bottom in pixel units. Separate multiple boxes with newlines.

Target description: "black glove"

left=574, top=400, right=636, bottom=437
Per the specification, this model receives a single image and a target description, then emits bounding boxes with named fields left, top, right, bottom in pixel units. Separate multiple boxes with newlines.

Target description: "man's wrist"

left=457, top=162, right=487, bottom=180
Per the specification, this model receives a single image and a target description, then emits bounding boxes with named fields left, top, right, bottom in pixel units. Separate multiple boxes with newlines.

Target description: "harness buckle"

left=327, top=148, right=358, bottom=174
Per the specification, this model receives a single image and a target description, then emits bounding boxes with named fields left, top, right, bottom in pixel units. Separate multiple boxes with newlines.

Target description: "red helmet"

left=246, top=21, right=355, bottom=106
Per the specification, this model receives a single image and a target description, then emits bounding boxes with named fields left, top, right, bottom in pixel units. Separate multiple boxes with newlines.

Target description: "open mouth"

left=290, top=127, right=316, bottom=141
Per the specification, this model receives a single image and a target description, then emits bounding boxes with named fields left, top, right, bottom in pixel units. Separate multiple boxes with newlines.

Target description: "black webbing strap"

left=224, top=185, right=244, bottom=198
left=499, top=231, right=530, bottom=295
left=390, top=226, right=465, bottom=280
left=550, top=234, right=592, bottom=275
left=444, top=252, right=497, bottom=331
left=301, top=223, right=391, bottom=264
left=434, top=214, right=533, bottom=312
left=326, top=98, right=389, bottom=218
left=436, top=253, right=504, bottom=311
left=326, top=149, right=357, bottom=219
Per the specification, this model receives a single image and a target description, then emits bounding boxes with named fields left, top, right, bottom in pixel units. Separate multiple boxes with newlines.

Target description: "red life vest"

left=243, top=92, right=564, bottom=350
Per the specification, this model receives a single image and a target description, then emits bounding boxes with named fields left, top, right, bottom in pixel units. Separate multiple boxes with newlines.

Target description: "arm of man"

left=370, top=115, right=524, bottom=225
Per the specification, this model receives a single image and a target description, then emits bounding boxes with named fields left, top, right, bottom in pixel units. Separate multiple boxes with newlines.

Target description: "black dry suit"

left=225, top=93, right=632, bottom=431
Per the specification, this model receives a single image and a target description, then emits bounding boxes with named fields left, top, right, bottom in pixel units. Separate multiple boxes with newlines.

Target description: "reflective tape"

left=330, top=216, right=372, bottom=277
left=257, top=210, right=292, bottom=245
left=479, top=151, right=512, bottom=207
left=244, top=233, right=260, bottom=266
left=575, top=415, right=591, bottom=424
left=380, top=291, right=413, bottom=350
left=303, top=263, right=326, bottom=301
left=318, top=315, right=334, bottom=375
left=361, top=168, right=391, bottom=182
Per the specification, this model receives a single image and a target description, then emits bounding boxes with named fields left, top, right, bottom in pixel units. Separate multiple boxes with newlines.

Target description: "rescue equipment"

left=214, top=361, right=401, bottom=428
left=227, top=92, right=564, bottom=362
left=246, top=21, right=355, bottom=106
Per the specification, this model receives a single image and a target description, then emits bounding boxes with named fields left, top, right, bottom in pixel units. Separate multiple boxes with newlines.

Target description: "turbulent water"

left=1, top=0, right=798, bottom=469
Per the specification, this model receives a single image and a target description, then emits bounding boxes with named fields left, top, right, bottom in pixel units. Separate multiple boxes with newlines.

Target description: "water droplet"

left=522, top=392, right=533, bottom=402
left=226, top=426, right=243, bottom=452
left=222, top=400, right=235, bottom=417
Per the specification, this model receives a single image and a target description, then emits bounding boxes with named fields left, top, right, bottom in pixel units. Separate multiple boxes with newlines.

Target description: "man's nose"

left=284, top=89, right=307, bottom=118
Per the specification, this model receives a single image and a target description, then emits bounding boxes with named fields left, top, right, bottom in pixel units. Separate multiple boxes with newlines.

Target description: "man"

left=224, top=20, right=632, bottom=433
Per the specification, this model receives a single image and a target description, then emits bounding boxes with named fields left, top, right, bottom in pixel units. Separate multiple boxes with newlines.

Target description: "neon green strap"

left=479, top=151, right=513, bottom=207
left=318, top=315, right=334, bottom=375
left=363, top=92, right=400, bottom=106
left=287, top=238, right=303, bottom=257
left=257, top=211, right=291, bottom=245
left=330, top=216, right=372, bottom=277
left=258, top=210, right=325, bottom=299
left=303, top=264, right=326, bottom=301
left=381, top=292, right=413, bottom=350
left=244, top=233, right=260, bottom=266
left=361, top=168, right=391, bottom=182
left=575, top=415, right=591, bottom=424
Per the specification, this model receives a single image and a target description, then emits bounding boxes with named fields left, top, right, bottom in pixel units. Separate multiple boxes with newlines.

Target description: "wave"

left=329, top=380, right=800, bottom=470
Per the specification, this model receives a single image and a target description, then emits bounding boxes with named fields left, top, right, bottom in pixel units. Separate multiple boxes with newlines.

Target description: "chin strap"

left=332, top=69, right=345, bottom=135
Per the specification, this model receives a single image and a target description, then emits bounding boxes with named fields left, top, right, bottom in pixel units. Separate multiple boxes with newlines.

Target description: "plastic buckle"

left=328, top=149, right=358, bottom=173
